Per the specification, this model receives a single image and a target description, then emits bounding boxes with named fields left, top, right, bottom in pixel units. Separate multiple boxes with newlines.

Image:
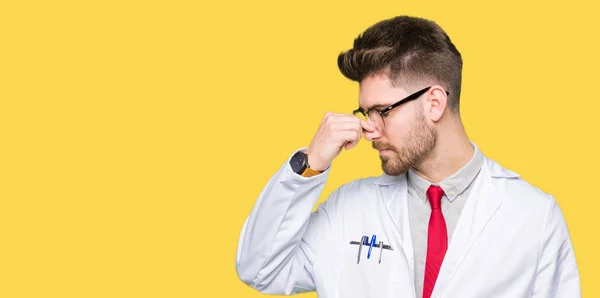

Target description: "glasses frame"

left=352, top=86, right=449, bottom=130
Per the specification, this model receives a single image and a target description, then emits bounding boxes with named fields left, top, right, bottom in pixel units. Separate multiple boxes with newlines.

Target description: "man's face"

left=358, top=75, right=437, bottom=176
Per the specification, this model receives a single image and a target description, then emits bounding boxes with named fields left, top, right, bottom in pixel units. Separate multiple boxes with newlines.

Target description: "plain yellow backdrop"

left=1, top=0, right=598, bottom=297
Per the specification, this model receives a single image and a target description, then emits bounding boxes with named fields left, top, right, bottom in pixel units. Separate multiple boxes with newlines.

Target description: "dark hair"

left=338, top=16, right=463, bottom=112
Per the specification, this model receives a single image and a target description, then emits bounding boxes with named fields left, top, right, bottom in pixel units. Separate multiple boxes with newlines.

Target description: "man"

left=235, top=16, right=581, bottom=298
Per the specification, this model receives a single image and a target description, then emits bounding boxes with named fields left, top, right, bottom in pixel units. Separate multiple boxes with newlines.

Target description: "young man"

left=235, top=16, right=581, bottom=298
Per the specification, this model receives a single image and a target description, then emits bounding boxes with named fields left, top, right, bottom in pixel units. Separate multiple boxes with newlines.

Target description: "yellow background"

left=1, top=0, right=598, bottom=297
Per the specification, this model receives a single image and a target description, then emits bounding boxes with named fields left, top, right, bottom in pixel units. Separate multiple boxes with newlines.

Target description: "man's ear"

left=427, top=85, right=448, bottom=122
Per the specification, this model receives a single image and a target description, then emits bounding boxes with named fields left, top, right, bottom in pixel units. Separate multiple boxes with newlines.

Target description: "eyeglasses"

left=352, top=86, right=449, bottom=131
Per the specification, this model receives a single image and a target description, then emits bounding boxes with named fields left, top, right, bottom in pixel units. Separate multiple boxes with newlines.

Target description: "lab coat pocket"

left=336, top=236, right=416, bottom=298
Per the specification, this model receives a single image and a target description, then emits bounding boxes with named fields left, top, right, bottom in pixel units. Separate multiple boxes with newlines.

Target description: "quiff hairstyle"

left=338, top=16, right=463, bottom=112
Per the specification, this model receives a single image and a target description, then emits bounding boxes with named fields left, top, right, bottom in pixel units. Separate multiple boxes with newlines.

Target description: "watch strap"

left=301, top=167, right=323, bottom=177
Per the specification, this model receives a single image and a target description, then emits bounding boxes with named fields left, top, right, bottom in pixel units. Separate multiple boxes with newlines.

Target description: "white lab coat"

left=236, top=147, right=581, bottom=298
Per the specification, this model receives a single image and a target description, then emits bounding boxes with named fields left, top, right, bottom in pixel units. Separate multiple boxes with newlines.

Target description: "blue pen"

left=367, top=234, right=376, bottom=259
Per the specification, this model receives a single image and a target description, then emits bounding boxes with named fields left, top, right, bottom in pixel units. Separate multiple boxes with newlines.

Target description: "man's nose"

left=363, top=129, right=382, bottom=142
left=359, top=119, right=382, bottom=142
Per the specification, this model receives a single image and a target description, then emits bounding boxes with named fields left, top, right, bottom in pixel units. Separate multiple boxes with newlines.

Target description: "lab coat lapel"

left=431, top=159, right=503, bottom=297
left=376, top=172, right=415, bottom=287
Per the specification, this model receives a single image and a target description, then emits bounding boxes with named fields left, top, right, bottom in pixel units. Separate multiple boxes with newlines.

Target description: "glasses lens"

left=368, top=110, right=384, bottom=131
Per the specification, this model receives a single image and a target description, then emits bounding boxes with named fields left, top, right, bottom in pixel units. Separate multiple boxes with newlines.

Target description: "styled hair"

left=338, top=16, right=463, bottom=112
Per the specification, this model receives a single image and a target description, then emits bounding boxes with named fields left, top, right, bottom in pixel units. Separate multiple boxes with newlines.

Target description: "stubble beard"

left=373, top=110, right=437, bottom=176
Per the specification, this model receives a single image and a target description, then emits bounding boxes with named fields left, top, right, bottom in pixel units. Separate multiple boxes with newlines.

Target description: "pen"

left=367, top=234, right=376, bottom=259
left=357, top=236, right=367, bottom=264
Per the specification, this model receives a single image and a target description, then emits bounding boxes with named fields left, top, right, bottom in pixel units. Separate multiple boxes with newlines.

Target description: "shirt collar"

left=407, top=141, right=485, bottom=202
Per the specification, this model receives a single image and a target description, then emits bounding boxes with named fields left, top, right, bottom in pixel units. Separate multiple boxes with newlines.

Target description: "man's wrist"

left=305, top=151, right=328, bottom=172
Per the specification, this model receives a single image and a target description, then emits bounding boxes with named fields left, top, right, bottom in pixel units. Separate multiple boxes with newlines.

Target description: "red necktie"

left=423, top=185, right=447, bottom=298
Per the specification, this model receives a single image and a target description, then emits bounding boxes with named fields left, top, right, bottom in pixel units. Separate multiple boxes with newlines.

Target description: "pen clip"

left=378, top=241, right=384, bottom=263
left=357, top=236, right=367, bottom=264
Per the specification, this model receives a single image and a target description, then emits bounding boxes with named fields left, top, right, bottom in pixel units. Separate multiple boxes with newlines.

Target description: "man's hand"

left=305, top=112, right=374, bottom=172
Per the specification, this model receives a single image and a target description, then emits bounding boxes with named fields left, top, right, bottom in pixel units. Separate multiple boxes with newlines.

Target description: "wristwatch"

left=290, top=150, right=310, bottom=175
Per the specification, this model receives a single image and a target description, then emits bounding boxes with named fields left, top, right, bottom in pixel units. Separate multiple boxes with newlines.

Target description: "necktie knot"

left=426, top=185, right=445, bottom=210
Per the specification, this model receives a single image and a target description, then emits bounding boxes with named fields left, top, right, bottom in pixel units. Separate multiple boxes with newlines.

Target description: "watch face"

left=290, top=151, right=306, bottom=173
